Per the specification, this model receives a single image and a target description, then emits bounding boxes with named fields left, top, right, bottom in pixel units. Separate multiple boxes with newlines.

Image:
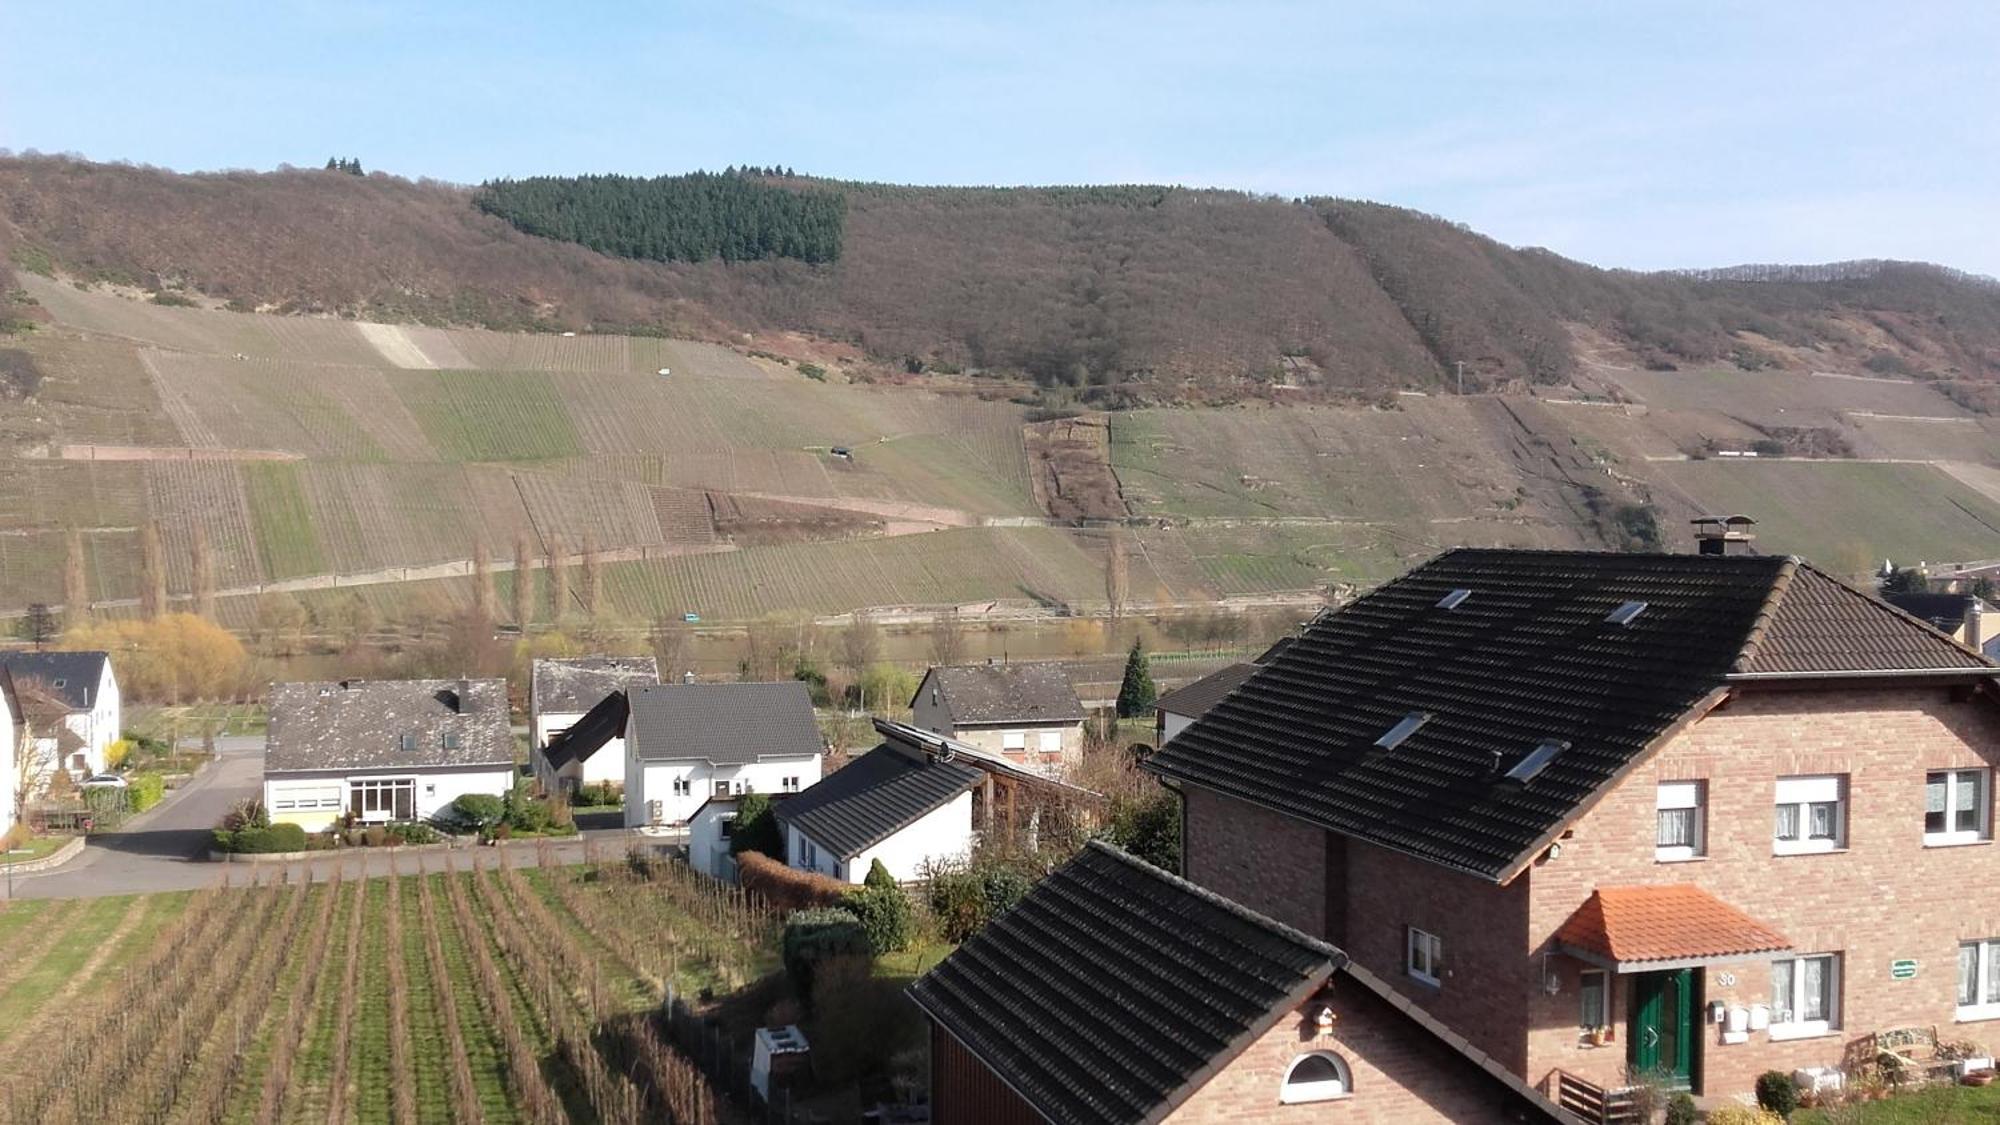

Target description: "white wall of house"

left=52, top=663, right=120, bottom=776
left=265, top=766, right=515, bottom=832
left=1157, top=710, right=1197, bottom=747
left=949, top=722, right=1082, bottom=778
left=688, top=801, right=740, bottom=882
left=533, top=710, right=628, bottom=791
left=787, top=791, right=975, bottom=884
left=626, top=754, right=820, bottom=828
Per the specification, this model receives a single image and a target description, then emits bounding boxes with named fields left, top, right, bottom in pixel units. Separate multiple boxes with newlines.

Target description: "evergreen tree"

left=324, top=156, right=338, bottom=171
left=1116, top=639, right=1157, bottom=718
left=473, top=170, right=845, bottom=265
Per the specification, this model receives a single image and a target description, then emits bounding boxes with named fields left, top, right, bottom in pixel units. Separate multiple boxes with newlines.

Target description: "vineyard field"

left=393, top=370, right=587, bottom=462
left=0, top=854, right=750, bottom=1125
left=243, top=462, right=330, bottom=580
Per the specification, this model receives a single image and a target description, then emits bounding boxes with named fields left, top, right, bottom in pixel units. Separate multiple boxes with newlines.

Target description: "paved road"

left=8, top=738, right=626, bottom=900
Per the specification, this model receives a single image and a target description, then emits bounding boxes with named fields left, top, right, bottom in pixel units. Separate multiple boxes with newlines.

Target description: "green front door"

left=1628, top=969, right=1695, bottom=1089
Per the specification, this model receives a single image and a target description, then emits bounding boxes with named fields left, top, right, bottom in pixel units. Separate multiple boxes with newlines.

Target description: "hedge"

left=842, top=884, right=914, bottom=955
left=214, top=822, right=308, bottom=854
left=738, top=850, right=850, bottom=912
left=129, top=773, right=166, bottom=814
left=782, top=908, right=870, bottom=1001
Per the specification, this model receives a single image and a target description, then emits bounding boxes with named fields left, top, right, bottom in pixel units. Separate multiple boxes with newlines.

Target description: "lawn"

left=0, top=835, right=70, bottom=866
left=1795, top=1081, right=2000, bottom=1122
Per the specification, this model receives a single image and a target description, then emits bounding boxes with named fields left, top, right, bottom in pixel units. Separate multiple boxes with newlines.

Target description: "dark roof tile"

left=626, top=681, right=822, bottom=765
left=775, top=739, right=982, bottom=858
left=922, top=664, right=1085, bottom=725
left=267, top=679, right=513, bottom=772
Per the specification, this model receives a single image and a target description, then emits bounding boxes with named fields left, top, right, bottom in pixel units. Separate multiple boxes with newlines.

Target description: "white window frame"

left=1655, top=780, right=1706, bottom=862
left=672, top=777, right=691, bottom=797
left=802, top=839, right=817, bottom=869
left=1279, top=1052, right=1352, bottom=1104
left=1774, top=775, right=1846, bottom=855
left=1960, top=939, right=2000, bottom=1022
left=1407, top=927, right=1442, bottom=987
left=1770, top=953, right=1841, bottom=1039
left=1002, top=730, right=1027, bottom=751
left=1038, top=730, right=1063, bottom=755
left=350, top=776, right=416, bottom=823
left=1926, top=769, right=1992, bottom=846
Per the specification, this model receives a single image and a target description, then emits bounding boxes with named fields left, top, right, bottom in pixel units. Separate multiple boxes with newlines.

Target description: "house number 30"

left=1715, top=972, right=1737, bottom=986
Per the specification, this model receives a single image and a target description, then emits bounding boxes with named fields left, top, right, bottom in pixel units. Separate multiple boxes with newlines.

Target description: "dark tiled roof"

left=626, top=681, right=822, bottom=764
left=909, top=842, right=1567, bottom=1125
left=544, top=690, right=630, bottom=769
left=1879, top=591, right=1980, bottom=634
left=1742, top=567, right=1990, bottom=675
left=267, top=679, right=514, bottom=773
left=1153, top=663, right=1259, bottom=720
left=0, top=651, right=110, bottom=711
left=531, top=656, right=658, bottom=715
left=1147, top=549, right=1992, bottom=882
left=909, top=842, right=1339, bottom=1125
left=922, top=663, right=1085, bottom=725
left=776, top=739, right=982, bottom=858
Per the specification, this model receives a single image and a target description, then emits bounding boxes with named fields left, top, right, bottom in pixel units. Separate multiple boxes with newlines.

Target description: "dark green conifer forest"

left=474, top=170, right=844, bottom=265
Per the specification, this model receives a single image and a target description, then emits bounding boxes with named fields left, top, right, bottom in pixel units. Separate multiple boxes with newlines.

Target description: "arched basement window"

left=1280, top=1051, right=1352, bottom=1103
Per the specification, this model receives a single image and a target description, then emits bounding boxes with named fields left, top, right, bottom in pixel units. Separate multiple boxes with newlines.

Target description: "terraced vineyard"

left=0, top=855, right=750, bottom=1124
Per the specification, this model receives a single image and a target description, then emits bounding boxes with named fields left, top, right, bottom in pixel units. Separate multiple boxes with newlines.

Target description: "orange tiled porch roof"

left=1554, top=885, right=1791, bottom=972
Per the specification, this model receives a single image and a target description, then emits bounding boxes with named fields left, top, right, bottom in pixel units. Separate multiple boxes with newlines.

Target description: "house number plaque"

left=1714, top=972, right=1736, bottom=986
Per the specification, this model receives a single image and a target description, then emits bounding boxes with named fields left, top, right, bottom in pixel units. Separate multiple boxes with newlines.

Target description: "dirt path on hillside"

left=356, top=322, right=439, bottom=369
left=24, top=444, right=304, bottom=462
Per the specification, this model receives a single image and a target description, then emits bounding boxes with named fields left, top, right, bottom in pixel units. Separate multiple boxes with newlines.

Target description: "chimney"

left=1692, top=514, right=1757, bottom=556
left=682, top=670, right=697, bottom=685
left=456, top=678, right=475, bottom=712
left=1969, top=600, right=1987, bottom=652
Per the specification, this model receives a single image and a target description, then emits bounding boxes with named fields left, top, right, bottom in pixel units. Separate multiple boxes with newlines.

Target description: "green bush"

left=215, top=822, right=308, bottom=854
left=842, top=884, right=914, bottom=955
left=1106, top=790, right=1181, bottom=873
left=782, top=907, right=870, bottom=1001
left=927, top=857, right=1037, bottom=942
left=729, top=793, right=784, bottom=859
left=573, top=782, right=621, bottom=807
left=1664, top=1092, right=1698, bottom=1125
left=1754, top=1070, right=1798, bottom=1116
left=453, top=792, right=505, bottom=829
left=798, top=362, right=827, bottom=382
left=865, top=858, right=896, bottom=890
left=128, top=773, right=167, bottom=814
left=388, top=822, right=441, bottom=845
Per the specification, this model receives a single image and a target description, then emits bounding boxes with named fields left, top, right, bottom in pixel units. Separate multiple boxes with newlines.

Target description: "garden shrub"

left=104, top=738, right=134, bottom=770
left=574, top=782, right=621, bottom=807
left=926, top=857, right=1036, bottom=942
left=1706, top=1107, right=1782, bottom=1125
left=728, top=793, right=784, bottom=859
left=452, top=793, right=504, bottom=829
left=782, top=907, right=870, bottom=1001
left=1756, top=1069, right=1801, bottom=1112
left=128, top=773, right=166, bottom=813
left=1664, top=1092, right=1698, bottom=1125
left=215, top=822, right=308, bottom=853
left=388, top=822, right=440, bottom=845
left=221, top=798, right=268, bottom=832
left=842, top=884, right=914, bottom=955
left=865, top=858, right=895, bottom=890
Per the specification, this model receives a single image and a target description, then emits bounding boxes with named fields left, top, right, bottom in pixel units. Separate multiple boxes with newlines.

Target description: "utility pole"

left=1456, top=361, right=1467, bottom=396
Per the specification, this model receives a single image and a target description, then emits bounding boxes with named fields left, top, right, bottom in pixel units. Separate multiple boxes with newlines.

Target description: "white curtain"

left=1963, top=943, right=1981, bottom=1007
left=1772, top=960, right=1795, bottom=1022
left=1802, top=957, right=1828, bottom=1021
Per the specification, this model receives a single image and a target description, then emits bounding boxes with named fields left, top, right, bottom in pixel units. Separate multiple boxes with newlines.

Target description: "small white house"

left=530, top=656, right=658, bottom=793
left=0, top=651, right=120, bottom=777
left=687, top=795, right=741, bottom=882
left=623, top=681, right=823, bottom=841
left=263, top=679, right=517, bottom=832
left=777, top=732, right=983, bottom=883
left=1152, top=662, right=1260, bottom=747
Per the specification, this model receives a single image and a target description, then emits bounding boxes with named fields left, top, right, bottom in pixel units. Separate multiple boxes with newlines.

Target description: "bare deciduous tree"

left=841, top=611, right=882, bottom=682
left=547, top=537, right=570, bottom=622
left=1105, top=528, right=1130, bottom=625
left=62, top=528, right=89, bottom=629
left=512, top=535, right=534, bottom=627
left=191, top=524, right=217, bottom=620
left=471, top=540, right=495, bottom=620
left=580, top=534, right=603, bottom=620
left=928, top=607, right=967, bottom=667
left=138, top=519, right=167, bottom=619
left=649, top=616, right=692, bottom=683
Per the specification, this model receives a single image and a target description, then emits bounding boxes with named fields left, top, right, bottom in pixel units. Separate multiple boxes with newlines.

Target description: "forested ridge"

left=3, top=155, right=1997, bottom=394
left=474, top=170, right=844, bottom=264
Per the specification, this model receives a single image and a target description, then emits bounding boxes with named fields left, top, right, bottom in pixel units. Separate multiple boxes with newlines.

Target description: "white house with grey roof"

left=529, top=656, right=657, bottom=793
left=262, top=679, right=516, bottom=831
left=0, top=670, right=19, bottom=838
left=0, top=651, right=119, bottom=778
left=622, top=681, right=824, bottom=832
left=778, top=726, right=984, bottom=883
left=909, top=662, right=1087, bottom=777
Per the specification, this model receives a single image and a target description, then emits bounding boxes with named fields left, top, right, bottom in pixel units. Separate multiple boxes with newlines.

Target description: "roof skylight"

left=1437, top=588, right=1473, bottom=610
left=1606, top=601, right=1648, bottom=627
left=1507, top=739, right=1567, bottom=783
left=1374, top=711, right=1431, bottom=751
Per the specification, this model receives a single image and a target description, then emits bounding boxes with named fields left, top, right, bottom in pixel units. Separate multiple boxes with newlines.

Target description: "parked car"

left=80, top=773, right=128, bottom=790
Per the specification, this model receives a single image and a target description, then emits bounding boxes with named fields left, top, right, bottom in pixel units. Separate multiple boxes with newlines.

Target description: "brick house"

left=910, top=663, right=1086, bottom=777
left=1147, top=543, right=2000, bottom=1104
left=909, top=841, right=1569, bottom=1123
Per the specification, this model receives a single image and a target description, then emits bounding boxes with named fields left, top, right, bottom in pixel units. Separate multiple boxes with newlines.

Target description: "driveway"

left=9, top=739, right=621, bottom=900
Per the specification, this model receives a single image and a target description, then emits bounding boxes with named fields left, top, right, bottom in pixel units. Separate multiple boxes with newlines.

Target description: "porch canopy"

left=1554, top=885, right=1791, bottom=973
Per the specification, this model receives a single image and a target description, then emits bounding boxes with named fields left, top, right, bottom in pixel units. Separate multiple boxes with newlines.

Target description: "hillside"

left=4, top=156, right=1999, bottom=393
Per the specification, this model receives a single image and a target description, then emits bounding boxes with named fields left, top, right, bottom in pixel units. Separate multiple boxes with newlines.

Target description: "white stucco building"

left=262, top=679, right=517, bottom=832
left=778, top=732, right=983, bottom=884
left=529, top=656, right=658, bottom=793
left=622, top=681, right=824, bottom=835
left=0, top=651, right=120, bottom=778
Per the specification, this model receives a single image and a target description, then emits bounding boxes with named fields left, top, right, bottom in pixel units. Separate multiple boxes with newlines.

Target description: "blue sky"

left=5, top=1, right=1997, bottom=274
